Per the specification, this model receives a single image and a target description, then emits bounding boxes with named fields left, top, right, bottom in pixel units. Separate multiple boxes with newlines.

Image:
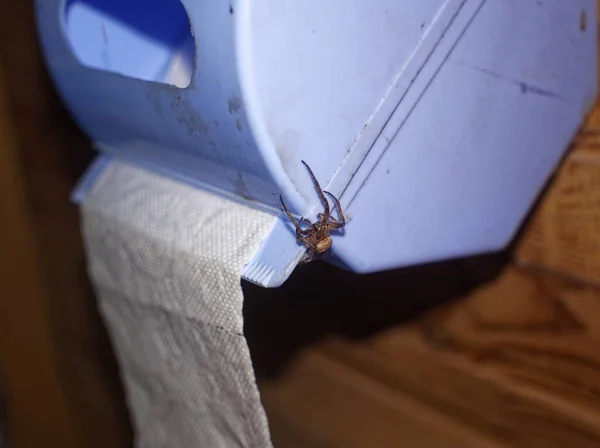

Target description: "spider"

left=280, top=161, right=346, bottom=263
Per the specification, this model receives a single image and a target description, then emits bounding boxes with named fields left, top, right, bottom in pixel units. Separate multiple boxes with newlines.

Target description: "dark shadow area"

left=243, top=250, right=510, bottom=380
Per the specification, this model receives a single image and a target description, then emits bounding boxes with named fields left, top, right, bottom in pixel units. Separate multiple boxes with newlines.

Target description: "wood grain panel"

left=0, top=61, right=82, bottom=448
left=318, top=266, right=600, bottom=447
left=259, top=351, right=507, bottom=448
left=422, top=267, right=600, bottom=407
left=0, top=3, right=133, bottom=446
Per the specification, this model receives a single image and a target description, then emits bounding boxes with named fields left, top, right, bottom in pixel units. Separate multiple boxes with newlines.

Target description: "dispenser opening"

left=64, top=0, right=195, bottom=88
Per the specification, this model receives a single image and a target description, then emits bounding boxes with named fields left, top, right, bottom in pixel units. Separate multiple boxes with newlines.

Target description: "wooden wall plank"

left=259, top=351, right=508, bottom=448
left=318, top=266, right=600, bottom=448
left=0, top=3, right=134, bottom=447
left=0, top=62, right=83, bottom=448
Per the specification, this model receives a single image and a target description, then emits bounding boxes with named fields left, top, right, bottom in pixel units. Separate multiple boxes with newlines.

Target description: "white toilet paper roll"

left=80, top=160, right=276, bottom=447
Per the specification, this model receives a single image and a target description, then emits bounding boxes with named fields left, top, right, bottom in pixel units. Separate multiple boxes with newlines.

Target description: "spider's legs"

left=280, top=195, right=313, bottom=235
left=324, top=215, right=345, bottom=231
left=324, top=191, right=345, bottom=227
left=296, top=234, right=317, bottom=264
left=327, top=215, right=341, bottom=226
left=280, top=195, right=304, bottom=233
left=299, top=249, right=315, bottom=264
left=302, top=161, right=330, bottom=220
left=300, top=218, right=313, bottom=229
left=317, top=213, right=340, bottom=229
left=317, top=213, right=340, bottom=226
left=296, top=226, right=310, bottom=239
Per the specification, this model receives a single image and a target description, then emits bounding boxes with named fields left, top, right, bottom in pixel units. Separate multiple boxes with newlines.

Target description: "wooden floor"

left=1, top=2, right=600, bottom=448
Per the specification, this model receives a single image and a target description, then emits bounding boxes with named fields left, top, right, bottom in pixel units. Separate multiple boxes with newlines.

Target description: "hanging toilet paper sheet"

left=80, top=159, right=276, bottom=447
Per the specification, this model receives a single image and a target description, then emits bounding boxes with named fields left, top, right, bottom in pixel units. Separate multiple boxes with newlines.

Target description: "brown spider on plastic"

left=280, top=161, right=346, bottom=263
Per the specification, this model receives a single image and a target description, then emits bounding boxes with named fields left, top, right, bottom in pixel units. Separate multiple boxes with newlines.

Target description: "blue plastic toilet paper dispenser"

left=36, top=0, right=598, bottom=287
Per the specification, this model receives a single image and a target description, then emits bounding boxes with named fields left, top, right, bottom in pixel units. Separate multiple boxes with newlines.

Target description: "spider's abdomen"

left=315, top=236, right=332, bottom=253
